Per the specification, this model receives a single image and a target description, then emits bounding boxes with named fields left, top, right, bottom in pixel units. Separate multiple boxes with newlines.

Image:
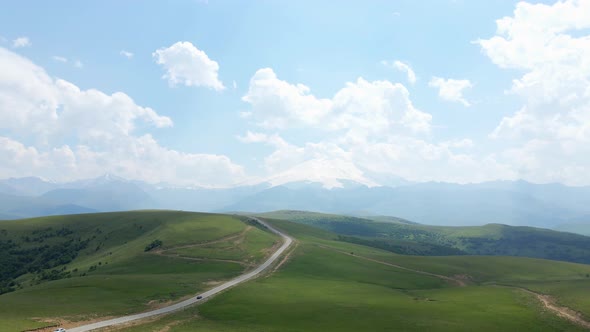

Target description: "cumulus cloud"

left=330, top=77, right=431, bottom=136
left=242, top=68, right=431, bottom=138
left=238, top=132, right=377, bottom=188
left=12, top=37, right=31, bottom=48
left=382, top=60, right=416, bottom=84
left=238, top=130, right=514, bottom=186
left=0, top=47, right=244, bottom=186
left=242, top=68, right=331, bottom=128
left=238, top=68, right=518, bottom=186
left=153, top=41, right=224, bottom=91
left=120, top=50, right=134, bottom=59
left=478, top=0, right=590, bottom=185
left=429, top=77, right=473, bottom=106
left=350, top=136, right=514, bottom=184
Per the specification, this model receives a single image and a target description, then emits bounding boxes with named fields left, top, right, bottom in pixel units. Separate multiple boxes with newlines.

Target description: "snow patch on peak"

left=263, top=158, right=379, bottom=189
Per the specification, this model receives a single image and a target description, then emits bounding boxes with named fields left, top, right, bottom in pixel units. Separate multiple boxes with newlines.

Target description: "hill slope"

left=4, top=211, right=590, bottom=331
left=257, top=210, right=590, bottom=264
left=0, top=211, right=279, bottom=331
left=111, top=216, right=590, bottom=332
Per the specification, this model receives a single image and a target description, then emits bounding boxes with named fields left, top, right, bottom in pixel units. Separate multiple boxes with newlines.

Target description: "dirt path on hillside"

left=156, top=226, right=253, bottom=254
left=510, top=287, right=590, bottom=329
left=316, top=244, right=467, bottom=286
left=317, top=244, right=590, bottom=329
left=269, top=241, right=298, bottom=274
left=150, top=226, right=254, bottom=265
left=157, top=254, right=247, bottom=266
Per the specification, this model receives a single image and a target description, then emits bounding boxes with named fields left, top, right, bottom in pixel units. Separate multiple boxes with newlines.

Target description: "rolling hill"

left=104, top=215, right=590, bottom=332
left=3, top=211, right=590, bottom=331
left=257, top=210, right=590, bottom=264
left=0, top=211, right=280, bottom=331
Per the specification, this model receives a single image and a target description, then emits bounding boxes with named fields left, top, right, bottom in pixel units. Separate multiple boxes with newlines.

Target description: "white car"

left=53, top=329, right=66, bottom=332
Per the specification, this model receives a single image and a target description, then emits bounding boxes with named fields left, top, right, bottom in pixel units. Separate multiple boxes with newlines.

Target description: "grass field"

left=109, top=217, right=590, bottom=332
left=0, top=211, right=279, bottom=331
left=257, top=210, right=590, bottom=264
left=167, top=225, right=278, bottom=265
left=3, top=211, right=590, bottom=331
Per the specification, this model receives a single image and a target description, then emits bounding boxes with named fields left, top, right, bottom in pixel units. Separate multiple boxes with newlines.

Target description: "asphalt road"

left=68, top=217, right=293, bottom=332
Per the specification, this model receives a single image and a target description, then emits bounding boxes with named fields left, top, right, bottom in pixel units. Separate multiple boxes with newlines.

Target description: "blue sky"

left=1, top=0, right=589, bottom=187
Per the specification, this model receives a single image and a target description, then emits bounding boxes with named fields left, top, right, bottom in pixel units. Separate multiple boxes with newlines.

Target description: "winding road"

left=69, top=218, right=292, bottom=332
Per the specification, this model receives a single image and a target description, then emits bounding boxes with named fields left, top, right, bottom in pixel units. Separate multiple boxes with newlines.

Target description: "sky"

left=1, top=0, right=589, bottom=188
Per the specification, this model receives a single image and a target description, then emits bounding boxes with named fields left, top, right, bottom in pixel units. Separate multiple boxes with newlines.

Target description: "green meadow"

left=2, top=211, right=590, bottom=331
left=112, top=216, right=590, bottom=332
left=0, top=211, right=279, bottom=331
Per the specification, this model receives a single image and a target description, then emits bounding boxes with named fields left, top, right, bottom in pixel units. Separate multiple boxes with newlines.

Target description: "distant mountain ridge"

left=1, top=175, right=590, bottom=235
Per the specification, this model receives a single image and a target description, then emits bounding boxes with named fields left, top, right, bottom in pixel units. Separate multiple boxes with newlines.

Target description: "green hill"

left=0, top=211, right=279, bottom=331
left=4, top=211, right=590, bottom=332
left=257, top=210, right=590, bottom=264
left=556, top=222, right=590, bottom=236
left=115, top=216, right=590, bottom=332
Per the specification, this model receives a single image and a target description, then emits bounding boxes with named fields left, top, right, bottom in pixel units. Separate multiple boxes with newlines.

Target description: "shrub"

left=144, top=239, right=163, bottom=252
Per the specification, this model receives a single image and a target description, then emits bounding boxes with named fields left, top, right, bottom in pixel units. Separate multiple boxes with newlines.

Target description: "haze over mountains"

left=1, top=174, right=589, bottom=234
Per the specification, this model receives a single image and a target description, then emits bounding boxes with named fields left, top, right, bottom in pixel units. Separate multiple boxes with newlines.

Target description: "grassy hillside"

left=257, top=210, right=590, bottom=264
left=113, top=217, right=590, bottom=332
left=0, top=211, right=280, bottom=332
left=556, top=222, right=590, bottom=236
left=5, top=211, right=590, bottom=332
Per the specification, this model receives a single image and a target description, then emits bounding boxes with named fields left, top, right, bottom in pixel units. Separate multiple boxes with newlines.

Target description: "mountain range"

left=1, top=175, right=590, bottom=234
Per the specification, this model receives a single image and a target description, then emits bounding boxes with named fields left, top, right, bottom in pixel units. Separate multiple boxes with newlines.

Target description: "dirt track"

left=318, top=243, right=590, bottom=330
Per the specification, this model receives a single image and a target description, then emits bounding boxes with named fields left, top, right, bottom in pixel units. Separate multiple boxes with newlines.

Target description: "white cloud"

left=429, top=76, right=473, bottom=106
left=478, top=0, right=590, bottom=185
left=237, top=66, right=536, bottom=186
left=153, top=41, right=224, bottom=91
left=441, top=138, right=475, bottom=149
left=382, top=60, right=416, bottom=84
left=242, top=68, right=331, bottom=128
left=242, top=68, right=431, bottom=137
left=238, top=68, right=518, bottom=185
left=52, top=56, right=68, bottom=63
left=51, top=56, right=85, bottom=69
left=238, top=132, right=377, bottom=188
left=237, top=131, right=285, bottom=146
left=12, top=37, right=31, bottom=48
left=236, top=68, right=505, bottom=185
left=330, top=78, right=431, bottom=136
left=0, top=135, right=246, bottom=187
left=0, top=47, right=245, bottom=187
left=350, top=136, right=514, bottom=184
left=238, top=130, right=514, bottom=186
left=120, top=50, right=134, bottom=59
